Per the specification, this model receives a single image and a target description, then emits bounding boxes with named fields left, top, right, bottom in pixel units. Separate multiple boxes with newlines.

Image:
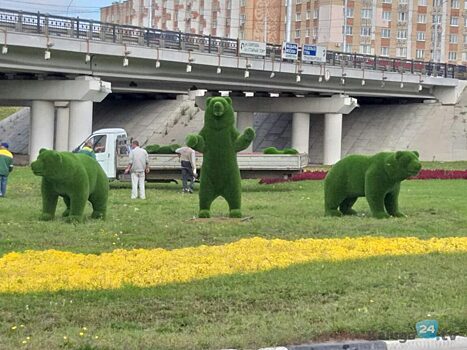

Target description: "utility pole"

left=342, top=0, right=347, bottom=52
left=286, top=0, right=292, bottom=42
left=148, top=0, right=152, bottom=28
left=263, top=1, right=268, bottom=42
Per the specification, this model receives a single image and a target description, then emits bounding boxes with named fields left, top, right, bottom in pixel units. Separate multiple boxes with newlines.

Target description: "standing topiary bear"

left=186, top=96, right=255, bottom=218
left=31, top=149, right=109, bottom=223
left=324, top=151, right=421, bottom=219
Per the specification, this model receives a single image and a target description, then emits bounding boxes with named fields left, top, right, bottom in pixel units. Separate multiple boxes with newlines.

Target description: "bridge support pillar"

left=29, top=100, right=55, bottom=163
left=68, top=101, right=93, bottom=151
left=292, top=112, right=310, bottom=154
left=55, top=105, right=70, bottom=152
left=236, top=111, right=254, bottom=152
left=323, top=113, right=343, bottom=165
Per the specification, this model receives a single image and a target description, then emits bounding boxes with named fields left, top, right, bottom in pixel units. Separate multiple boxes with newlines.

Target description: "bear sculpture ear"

left=206, top=97, right=213, bottom=107
left=395, top=151, right=404, bottom=160
left=39, top=148, right=47, bottom=154
left=413, top=150, right=420, bottom=158
left=224, top=96, right=233, bottom=105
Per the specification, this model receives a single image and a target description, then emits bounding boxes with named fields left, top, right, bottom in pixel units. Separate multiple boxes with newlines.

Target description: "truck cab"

left=75, top=128, right=128, bottom=179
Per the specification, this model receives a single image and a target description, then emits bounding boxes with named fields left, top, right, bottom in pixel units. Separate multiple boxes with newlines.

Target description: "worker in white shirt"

left=175, top=146, right=197, bottom=193
left=124, top=140, right=149, bottom=199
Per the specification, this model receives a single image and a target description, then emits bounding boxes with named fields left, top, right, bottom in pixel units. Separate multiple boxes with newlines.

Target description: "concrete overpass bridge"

left=0, top=8, right=466, bottom=163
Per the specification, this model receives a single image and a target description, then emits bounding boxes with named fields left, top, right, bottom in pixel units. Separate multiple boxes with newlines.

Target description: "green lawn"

left=0, top=166, right=466, bottom=349
left=0, top=106, right=21, bottom=122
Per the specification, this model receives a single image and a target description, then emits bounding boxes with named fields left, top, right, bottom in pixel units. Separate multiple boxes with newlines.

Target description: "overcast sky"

left=0, top=0, right=116, bottom=20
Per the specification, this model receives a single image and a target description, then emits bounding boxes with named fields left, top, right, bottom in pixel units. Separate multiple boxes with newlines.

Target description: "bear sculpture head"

left=386, top=150, right=421, bottom=180
left=31, top=149, right=64, bottom=178
left=204, top=96, right=235, bottom=130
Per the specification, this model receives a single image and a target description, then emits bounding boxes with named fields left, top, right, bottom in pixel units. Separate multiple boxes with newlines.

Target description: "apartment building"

left=101, top=0, right=241, bottom=38
left=101, top=0, right=467, bottom=64
left=291, top=0, right=467, bottom=64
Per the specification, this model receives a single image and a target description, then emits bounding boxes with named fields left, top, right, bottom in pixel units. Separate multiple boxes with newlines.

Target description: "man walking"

left=0, top=142, right=14, bottom=197
left=124, top=140, right=149, bottom=199
left=175, top=146, right=197, bottom=193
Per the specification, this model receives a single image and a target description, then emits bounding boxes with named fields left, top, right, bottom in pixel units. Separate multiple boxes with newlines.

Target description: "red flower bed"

left=259, top=169, right=467, bottom=185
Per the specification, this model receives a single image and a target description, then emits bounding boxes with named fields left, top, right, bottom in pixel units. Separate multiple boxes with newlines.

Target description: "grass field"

left=0, top=166, right=466, bottom=349
left=0, top=106, right=21, bottom=122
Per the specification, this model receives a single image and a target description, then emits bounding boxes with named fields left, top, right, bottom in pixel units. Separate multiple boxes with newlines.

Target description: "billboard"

left=239, top=40, right=267, bottom=57
left=281, top=42, right=298, bottom=60
left=302, top=44, right=327, bottom=63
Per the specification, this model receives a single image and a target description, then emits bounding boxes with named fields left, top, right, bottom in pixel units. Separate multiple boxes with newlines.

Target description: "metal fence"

left=0, top=7, right=465, bottom=79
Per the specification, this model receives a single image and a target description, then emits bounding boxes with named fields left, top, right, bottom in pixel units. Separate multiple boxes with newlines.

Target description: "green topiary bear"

left=186, top=96, right=255, bottom=218
left=31, top=149, right=109, bottom=223
left=145, top=144, right=181, bottom=154
left=324, top=151, right=421, bottom=219
left=263, top=147, right=299, bottom=155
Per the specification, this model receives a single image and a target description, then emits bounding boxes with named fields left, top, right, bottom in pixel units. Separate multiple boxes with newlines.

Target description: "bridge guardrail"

left=0, top=7, right=465, bottom=79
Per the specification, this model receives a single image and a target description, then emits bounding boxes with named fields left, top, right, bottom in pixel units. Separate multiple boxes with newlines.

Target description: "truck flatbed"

left=117, top=153, right=308, bottom=180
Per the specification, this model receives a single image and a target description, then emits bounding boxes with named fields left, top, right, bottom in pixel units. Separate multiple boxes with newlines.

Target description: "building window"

left=360, top=45, right=371, bottom=54
left=296, top=0, right=302, bottom=3
left=418, top=0, right=427, bottom=5
left=343, top=43, right=352, bottom=53
left=313, top=9, right=319, bottom=18
left=361, top=26, right=371, bottom=36
left=450, top=34, right=458, bottom=43
left=344, top=26, right=353, bottom=35
left=306, top=29, right=311, bottom=37
left=382, top=0, right=392, bottom=3
left=465, top=0, right=467, bottom=9
left=345, top=7, right=354, bottom=17
left=396, top=47, right=407, bottom=57
left=381, top=28, right=391, bottom=38
left=417, top=31, right=425, bottom=40
left=295, top=29, right=301, bottom=38
left=240, top=0, right=245, bottom=5
left=296, top=13, right=301, bottom=21
left=450, top=17, right=459, bottom=26
left=361, top=9, right=372, bottom=19
left=433, top=15, right=441, bottom=24
left=381, top=47, right=389, bottom=56
left=448, top=51, right=457, bottom=60
left=462, top=52, right=467, bottom=61
left=417, top=14, right=426, bottom=23
left=382, top=11, right=391, bottom=21
left=397, top=30, right=407, bottom=39
left=399, top=0, right=408, bottom=3
left=464, top=34, right=467, bottom=43
left=398, top=12, right=407, bottom=22
left=306, top=11, right=311, bottom=20
left=416, top=49, right=424, bottom=59
left=452, top=0, right=460, bottom=8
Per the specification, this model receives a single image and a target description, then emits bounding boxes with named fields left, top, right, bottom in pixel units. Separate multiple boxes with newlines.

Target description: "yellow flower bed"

left=1, top=236, right=466, bottom=293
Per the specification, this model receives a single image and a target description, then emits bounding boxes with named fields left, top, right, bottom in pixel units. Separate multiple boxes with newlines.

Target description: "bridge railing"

left=0, top=7, right=465, bottom=79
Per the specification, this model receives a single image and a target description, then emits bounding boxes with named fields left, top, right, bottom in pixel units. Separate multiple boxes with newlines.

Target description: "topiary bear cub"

left=324, top=151, right=421, bottom=219
left=31, top=149, right=109, bottom=223
left=186, top=96, right=255, bottom=218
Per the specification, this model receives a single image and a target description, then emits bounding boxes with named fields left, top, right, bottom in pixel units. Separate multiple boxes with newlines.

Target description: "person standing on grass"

left=175, top=146, right=197, bottom=193
left=0, top=142, right=14, bottom=198
left=124, top=140, right=149, bottom=199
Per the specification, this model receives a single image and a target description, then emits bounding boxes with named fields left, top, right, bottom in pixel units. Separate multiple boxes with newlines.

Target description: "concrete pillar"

left=323, top=113, right=343, bottom=165
left=68, top=101, right=93, bottom=151
left=236, top=111, right=254, bottom=152
left=291, top=112, right=310, bottom=154
left=55, top=106, right=70, bottom=152
left=29, top=100, right=55, bottom=162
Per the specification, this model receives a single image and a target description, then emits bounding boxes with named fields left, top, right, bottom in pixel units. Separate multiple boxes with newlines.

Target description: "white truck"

left=76, top=128, right=308, bottom=181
